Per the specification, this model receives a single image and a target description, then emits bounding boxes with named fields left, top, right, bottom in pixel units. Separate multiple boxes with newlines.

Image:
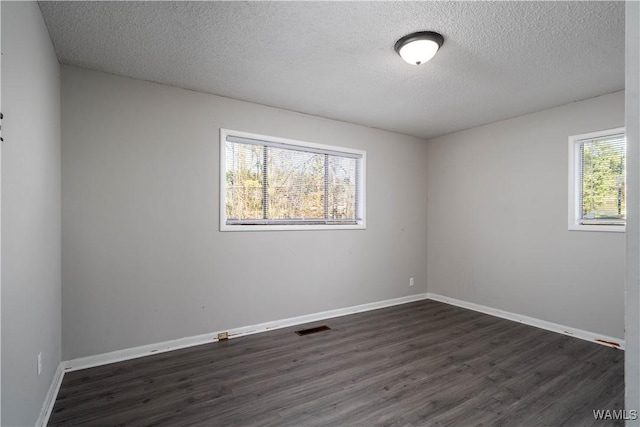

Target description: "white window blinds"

left=577, top=133, right=626, bottom=225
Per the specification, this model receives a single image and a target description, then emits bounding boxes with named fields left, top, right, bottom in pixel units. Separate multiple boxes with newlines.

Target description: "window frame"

left=568, top=127, right=626, bottom=233
left=220, top=128, right=367, bottom=232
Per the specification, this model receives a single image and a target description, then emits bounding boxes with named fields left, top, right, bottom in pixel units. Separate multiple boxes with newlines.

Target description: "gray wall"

left=61, top=65, right=429, bottom=360
left=1, top=2, right=62, bottom=425
left=625, top=0, right=640, bottom=419
left=427, top=91, right=625, bottom=339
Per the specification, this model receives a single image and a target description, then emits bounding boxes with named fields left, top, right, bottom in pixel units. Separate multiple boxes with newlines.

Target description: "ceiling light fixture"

left=394, top=31, right=444, bottom=65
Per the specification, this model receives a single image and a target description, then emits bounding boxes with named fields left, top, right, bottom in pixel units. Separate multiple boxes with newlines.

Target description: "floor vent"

left=295, top=325, right=331, bottom=336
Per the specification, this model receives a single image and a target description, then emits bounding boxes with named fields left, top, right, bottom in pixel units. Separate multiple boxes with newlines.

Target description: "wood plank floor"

left=49, top=300, right=624, bottom=426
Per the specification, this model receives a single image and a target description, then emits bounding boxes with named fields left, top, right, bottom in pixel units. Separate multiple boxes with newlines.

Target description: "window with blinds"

left=569, top=128, right=626, bottom=231
left=220, top=129, right=366, bottom=231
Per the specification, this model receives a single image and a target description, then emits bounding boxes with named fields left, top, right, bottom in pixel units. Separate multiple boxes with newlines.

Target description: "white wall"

left=427, top=91, right=625, bottom=339
left=1, top=2, right=4, bottom=423
left=61, top=66, right=429, bottom=360
left=625, top=0, right=640, bottom=419
left=1, top=2, right=62, bottom=425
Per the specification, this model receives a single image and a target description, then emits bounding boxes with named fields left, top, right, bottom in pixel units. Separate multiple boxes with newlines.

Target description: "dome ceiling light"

left=394, top=31, right=444, bottom=65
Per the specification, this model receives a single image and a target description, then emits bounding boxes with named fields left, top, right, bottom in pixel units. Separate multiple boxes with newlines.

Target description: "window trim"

left=220, top=128, right=367, bottom=231
left=568, top=127, right=626, bottom=233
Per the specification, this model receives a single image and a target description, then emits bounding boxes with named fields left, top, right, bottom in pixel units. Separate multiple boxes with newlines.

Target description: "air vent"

left=295, top=325, right=331, bottom=336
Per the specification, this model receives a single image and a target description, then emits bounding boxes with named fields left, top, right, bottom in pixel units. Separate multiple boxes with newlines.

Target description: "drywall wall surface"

left=625, top=0, right=640, bottom=419
left=1, top=2, right=62, bottom=425
left=61, top=65, right=429, bottom=359
left=427, top=91, right=625, bottom=339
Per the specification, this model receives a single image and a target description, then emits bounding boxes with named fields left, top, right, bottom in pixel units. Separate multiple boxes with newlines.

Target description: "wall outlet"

left=37, top=352, right=42, bottom=376
left=217, top=332, right=229, bottom=341
left=409, top=277, right=414, bottom=287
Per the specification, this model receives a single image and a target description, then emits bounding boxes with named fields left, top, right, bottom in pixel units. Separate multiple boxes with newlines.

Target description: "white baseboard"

left=36, top=362, right=65, bottom=427
left=426, top=293, right=625, bottom=350
left=64, top=293, right=429, bottom=372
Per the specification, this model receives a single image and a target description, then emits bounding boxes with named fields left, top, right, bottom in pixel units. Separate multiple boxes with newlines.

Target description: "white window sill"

left=568, top=224, right=626, bottom=233
left=220, top=223, right=367, bottom=232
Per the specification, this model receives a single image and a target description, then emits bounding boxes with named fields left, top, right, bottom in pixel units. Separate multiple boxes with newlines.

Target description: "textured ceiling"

left=38, top=1, right=624, bottom=139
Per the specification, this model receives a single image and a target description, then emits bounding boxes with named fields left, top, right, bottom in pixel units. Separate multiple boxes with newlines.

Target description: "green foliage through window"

left=578, top=133, right=626, bottom=224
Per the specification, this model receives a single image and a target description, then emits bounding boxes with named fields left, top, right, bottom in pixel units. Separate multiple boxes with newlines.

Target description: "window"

left=568, top=127, right=626, bottom=232
left=220, top=129, right=366, bottom=231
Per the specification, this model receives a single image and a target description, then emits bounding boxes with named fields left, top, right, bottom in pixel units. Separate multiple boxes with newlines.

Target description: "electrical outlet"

left=37, top=352, right=42, bottom=376
left=217, top=332, right=229, bottom=341
left=409, top=277, right=414, bottom=287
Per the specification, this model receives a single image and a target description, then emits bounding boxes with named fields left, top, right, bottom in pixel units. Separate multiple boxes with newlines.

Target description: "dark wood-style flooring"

left=49, top=300, right=624, bottom=426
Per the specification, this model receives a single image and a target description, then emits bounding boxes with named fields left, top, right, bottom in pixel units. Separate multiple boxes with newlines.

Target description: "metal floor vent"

left=295, top=325, right=331, bottom=336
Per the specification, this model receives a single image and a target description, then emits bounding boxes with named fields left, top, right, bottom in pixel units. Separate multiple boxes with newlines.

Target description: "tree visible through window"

left=221, top=130, right=365, bottom=230
left=569, top=128, right=626, bottom=230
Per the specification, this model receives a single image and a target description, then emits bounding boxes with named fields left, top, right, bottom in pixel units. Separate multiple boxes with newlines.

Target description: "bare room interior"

left=2, top=1, right=640, bottom=426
